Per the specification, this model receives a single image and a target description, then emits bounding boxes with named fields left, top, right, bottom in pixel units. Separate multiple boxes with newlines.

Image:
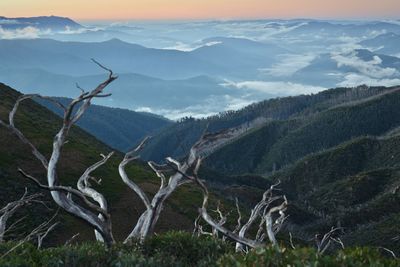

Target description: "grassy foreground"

left=0, top=232, right=398, bottom=267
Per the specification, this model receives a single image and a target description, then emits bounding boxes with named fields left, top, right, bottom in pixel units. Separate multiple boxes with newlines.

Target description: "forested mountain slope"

left=194, top=86, right=400, bottom=252
left=271, top=134, right=400, bottom=251
left=198, top=132, right=400, bottom=252
left=37, top=97, right=172, bottom=152
left=205, top=86, right=400, bottom=174
left=142, top=85, right=395, bottom=162
left=140, top=84, right=400, bottom=252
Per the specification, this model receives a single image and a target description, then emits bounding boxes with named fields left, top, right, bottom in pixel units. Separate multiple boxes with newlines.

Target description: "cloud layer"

left=221, top=80, right=326, bottom=96
left=332, top=51, right=398, bottom=79
left=260, top=53, right=316, bottom=77
left=0, top=26, right=40, bottom=39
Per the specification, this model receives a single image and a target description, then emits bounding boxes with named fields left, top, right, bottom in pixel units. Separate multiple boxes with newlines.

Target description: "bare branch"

left=233, top=198, right=242, bottom=234
left=192, top=215, right=213, bottom=237
left=148, top=161, right=167, bottom=189
left=119, top=138, right=151, bottom=210
left=75, top=83, right=86, bottom=94
left=289, top=232, right=296, bottom=249
left=0, top=94, right=60, bottom=170
left=0, top=61, right=118, bottom=247
left=378, top=247, right=397, bottom=259
left=3, top=216, right=28, bottom=237
left=18, top=169, right=109, bottom=219
left=77, top=152, right=114, bottom=241
left=91, top=58, right=114, bottom=78
left=169, top=158, right=264, bottom=249
left=316, top=227, right=343, bottom=254
left=122, top=128, right=245, bottom=244
left=1, top=210, right=59, bottom=257
left=171, top=156, right=288, bottom=252
left=0, top=189, right=43, bottom=243
left=37, top=210, right=60, bottom=249
left=211, top=201, right=228, bottom=238
left=123, top=129, right=239, bottom=243
left=65, top=233, right=80, bottom=246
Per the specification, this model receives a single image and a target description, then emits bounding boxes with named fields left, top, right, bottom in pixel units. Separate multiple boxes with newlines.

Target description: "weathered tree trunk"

left=1, top=60, right=117, bottom=247
left=1, top=59, right=258, bottom=247
left=185, top=159, right=288, bottom=253
left=122, top=129, right=242, bottom=244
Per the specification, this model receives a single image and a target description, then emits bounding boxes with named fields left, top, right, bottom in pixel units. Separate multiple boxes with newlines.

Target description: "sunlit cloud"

left=0, top=26, right=41, bottom=39
left=338, top=73, right=400, bottom=87
left=58, top=26, right=102, bottom=35
left=332, top=51, right=398, bottom=78
left=163, top=40, right=222, bottom=51
left=134, top=94, right=255, bottom=120
left=221, top=80, right=326, bottom=95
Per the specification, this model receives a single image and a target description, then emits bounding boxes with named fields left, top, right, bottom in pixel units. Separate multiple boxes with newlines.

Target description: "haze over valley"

left=2, top=16, right=400, bottom=119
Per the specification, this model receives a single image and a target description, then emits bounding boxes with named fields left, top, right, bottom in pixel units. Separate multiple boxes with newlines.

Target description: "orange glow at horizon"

left=1, top=0, right=400, bottom=21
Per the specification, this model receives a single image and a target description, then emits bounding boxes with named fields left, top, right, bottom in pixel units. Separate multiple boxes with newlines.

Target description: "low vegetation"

left=0, top=232, right=397, bottom=267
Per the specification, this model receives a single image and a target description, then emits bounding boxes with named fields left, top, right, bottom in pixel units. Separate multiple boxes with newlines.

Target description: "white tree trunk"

left=1, top=61, right=117, bottom=247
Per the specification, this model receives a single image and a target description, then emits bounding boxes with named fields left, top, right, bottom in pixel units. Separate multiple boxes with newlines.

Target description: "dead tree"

left=315, top=227, right=344, bottom=254
left=0, top=60, right=117, bottom=247
left=1, top=58, right=251, bottom=246
left=0, top=189, right=42, bottom=243
left=170, top=157, right=288, bottom=252
left=121, top=129, right=241, bottom=244
left=36, top=210, right=60, bottom=249
left=1, top=210, right=59, bottom=258
left=193, top=201, right=229, bottom=240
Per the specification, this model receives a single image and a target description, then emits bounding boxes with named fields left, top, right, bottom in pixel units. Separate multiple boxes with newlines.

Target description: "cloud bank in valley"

left=133, top=94, right=255, bottom=120
left=1, top=18, right=400, bottom=120
left=221, top=80, right=326, bottom=96
left=332, top=52, right=398, bottom=79
left=0, top=26, right=41, bottom=39
left=260, top=53, right=316, bottom=77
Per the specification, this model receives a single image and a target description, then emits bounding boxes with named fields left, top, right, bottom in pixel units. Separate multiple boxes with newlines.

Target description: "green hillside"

left=271, top=134, right=400, bottom=252
left=142, top=85, right=394, bottom=162
left=197, top=133, right=400, bottom=252
left=0, top=83, right=202, bottom=245
left=193, top=86, right=400, bottom=252
left=2, top=81, right=400, bottom=253
left=205, top=87, right=400, bottom=175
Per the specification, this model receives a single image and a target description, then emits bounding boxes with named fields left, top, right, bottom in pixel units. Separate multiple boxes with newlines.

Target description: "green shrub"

left=143, top=231, right=232, bottom=267
left=217, top=246, right=399, bottom=267
left=0, top=234, right=398, bottom=267
left=0, top=232, right=231, bottom=267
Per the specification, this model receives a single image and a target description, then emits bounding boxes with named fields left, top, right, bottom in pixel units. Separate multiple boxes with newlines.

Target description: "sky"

left=1, top=0, right=400, bottom=21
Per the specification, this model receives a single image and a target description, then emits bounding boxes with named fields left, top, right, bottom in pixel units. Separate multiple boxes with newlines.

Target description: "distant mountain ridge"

left=2, top=18, right=400, bottom=120
left=0, top=67, right=234, bottom=119
left=360, top=32, right=400, bottom=55
left=0, top=37, right=284, bottom=79
left=0, top=15, right=82, bottom=30
left=287, top=20, right=400, bottom=36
